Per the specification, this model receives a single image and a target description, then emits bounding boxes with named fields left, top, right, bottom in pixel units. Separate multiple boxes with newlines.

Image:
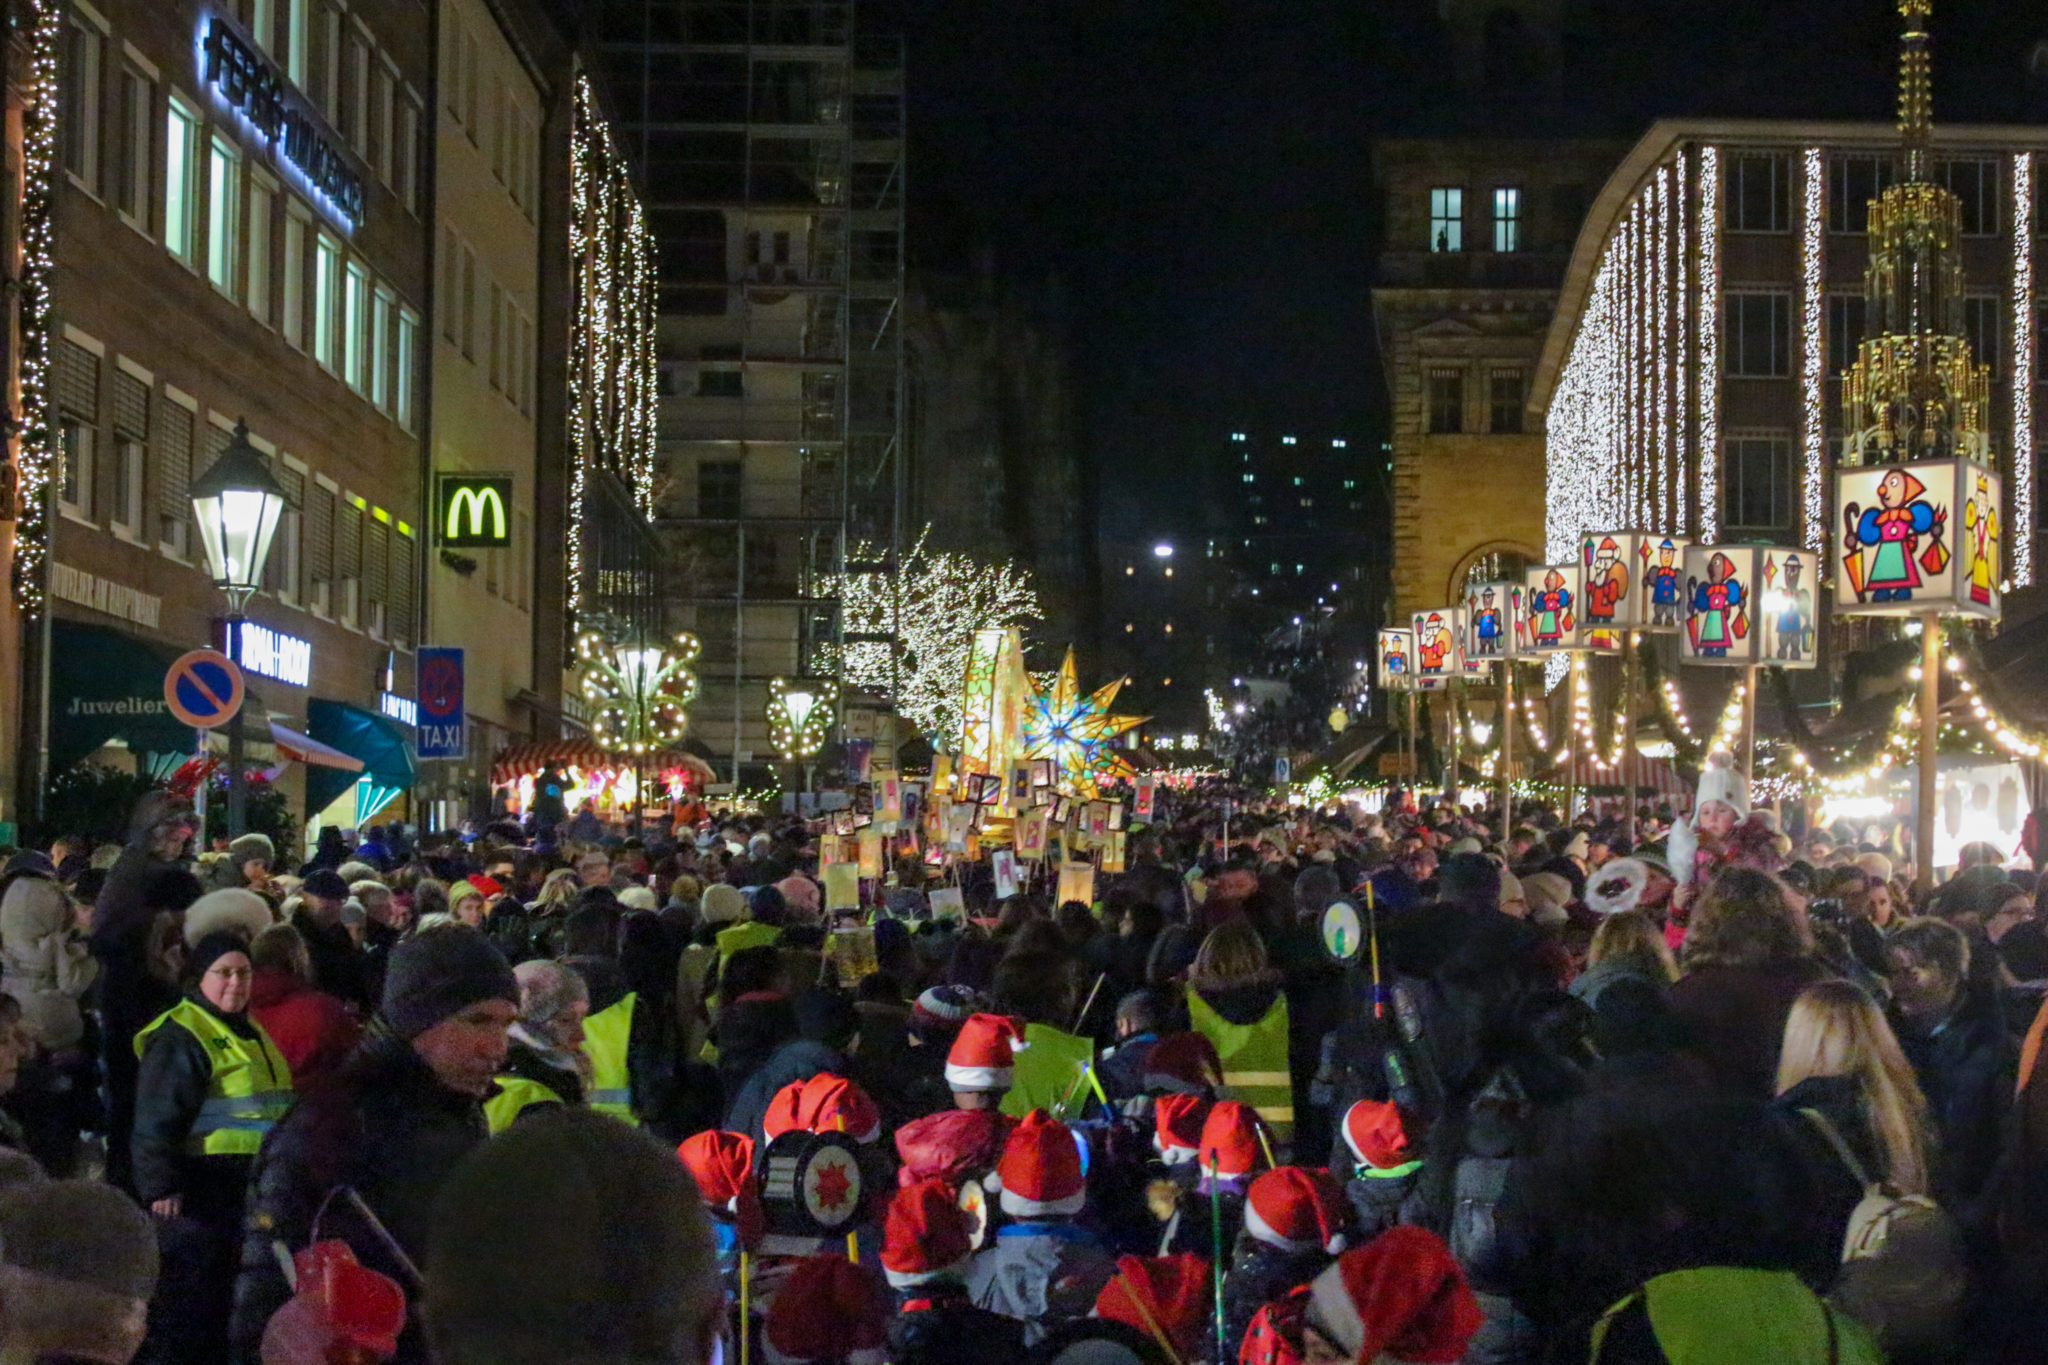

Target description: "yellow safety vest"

left=583, top=992, right=638, bottom=1125
left=1186, top=986, right=1294, bottom=1148
left=135, top=999, right=293, bottom=1158
left=1000, top=1022, right=1098, bottom=1119
left=483, top=1074, right=567, bottom=1135
left=716, top=921, right=781, bottom=964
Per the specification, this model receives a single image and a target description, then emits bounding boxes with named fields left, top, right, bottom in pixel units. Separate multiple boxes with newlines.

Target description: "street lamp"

left=190, top=419, right=291, bottom=837
left=767, top=676, right=838, bottom=791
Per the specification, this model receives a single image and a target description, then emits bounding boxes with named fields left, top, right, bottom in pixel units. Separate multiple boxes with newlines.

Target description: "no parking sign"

left=162, top=650, right=245, bottom=729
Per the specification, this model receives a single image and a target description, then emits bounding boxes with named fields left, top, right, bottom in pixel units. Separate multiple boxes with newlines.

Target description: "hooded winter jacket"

left=0, top=875, right=97, bottom=1049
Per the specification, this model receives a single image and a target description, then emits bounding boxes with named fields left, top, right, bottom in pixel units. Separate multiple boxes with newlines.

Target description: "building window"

left=1489, top=370, right=1524, bottom=433
left=343, top=261, right=369, bottom=393
left=344, top=32, right=369, bottom=153
left=316, top=1, right=341, bottom=123
left=699, top=460, right=743, bottom=518
left=460, top=246, right=477, bottom=358
left=1826, top=294, right=1867, bottom=374
left=1964, top=295, right=2001, bottom=376
left=1726, top=292, right=1792, bottom=376
left=699, top=370, right=744, bottom=398
left=250, top=0, right=275, bottom=55
left=371, top=63, right=393, bottom=185
left=396, top=308, right=418, bottom=431
left=396, top=97, right=419, bottom=214
left=61, top=14, right=103, bottom=190
left=1943, top=159, right=1999, bottom=235
left=58, top=415, right=93, bottom=520
left=1427, top=368, right=1465, bottom=433
left=165, top=97, right=201, bottom=264
left=206, top=136, right=241, bottom=296
left=281, top=207, right=308, bottom=348
left=487, top=283, right=505, bottom=391
left=336, top=499, right=361, bottom=628
left=1493, top=187, right=1521, bottom=252
left=462, top=29, right=481, bottom=135
left=112, top=433, right=144, bottom=538
left=247, top=175, right=275, bottom=326
left=1429, top=187, right=1463, bottom=252
left=1724, top=434, right=1793, bottom=533
left=1828, top=154, right=1894, bottom=233
left=158, top=399, right=192, bottom=557
left=286, top=0, right=309, bottom=86
left=115, top=64, right=152, bottom=227
left=1729, top=152, right=1790, bottom=233
left=274, top=463, right=302, bottom=604
left=312, top=233, right=340, bottom=369
left=370, top=287, right=394, bottom=411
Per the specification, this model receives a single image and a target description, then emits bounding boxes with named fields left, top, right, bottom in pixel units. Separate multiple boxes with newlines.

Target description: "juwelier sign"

left=198, top=13, right=365, bottom=232
left=436, top=474, right=514, bottom=549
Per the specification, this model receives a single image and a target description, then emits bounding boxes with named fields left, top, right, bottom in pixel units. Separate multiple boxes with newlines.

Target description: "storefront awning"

left=269, top=722, right=365, bottom=773
left=305, top=700, right=417, bottom=814
left=491, top=738, right=715, bottom=786
left=49, top=620, right=196, bottom=772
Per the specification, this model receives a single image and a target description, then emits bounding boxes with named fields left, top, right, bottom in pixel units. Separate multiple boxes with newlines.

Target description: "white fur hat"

left=182, top=888, right=275, bottom=945
left=1694, top=752, right=1750, bottom=819
left=1585, top=858, right=1650, bottom=916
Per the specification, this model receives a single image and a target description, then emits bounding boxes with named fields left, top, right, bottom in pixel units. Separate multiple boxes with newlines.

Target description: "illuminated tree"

left=824, top=526, right=1042, bottom=741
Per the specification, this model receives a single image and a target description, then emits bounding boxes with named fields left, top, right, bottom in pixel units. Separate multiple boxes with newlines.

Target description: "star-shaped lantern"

left=1022, top=647, right=1147, bottom=798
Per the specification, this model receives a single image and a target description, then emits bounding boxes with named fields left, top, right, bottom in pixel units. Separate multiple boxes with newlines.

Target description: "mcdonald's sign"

left=436, top=474, right=514, bottom=548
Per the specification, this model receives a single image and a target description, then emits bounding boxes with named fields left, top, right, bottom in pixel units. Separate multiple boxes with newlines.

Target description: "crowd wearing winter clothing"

left=0, top=774, right=2045, bottom=1363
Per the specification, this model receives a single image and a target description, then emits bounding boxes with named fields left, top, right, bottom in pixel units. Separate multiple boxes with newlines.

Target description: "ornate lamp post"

left=577, top=630, right=701, bottom=830
left=768, top=676, right=837, bottom=793
left=189, top=419, right=290, bottom=836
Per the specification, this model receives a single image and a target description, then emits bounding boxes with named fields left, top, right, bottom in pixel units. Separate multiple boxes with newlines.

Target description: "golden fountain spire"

left=1839, top=0, right=1990, bottom=467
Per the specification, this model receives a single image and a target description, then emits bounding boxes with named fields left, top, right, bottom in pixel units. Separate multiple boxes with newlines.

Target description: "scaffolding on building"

left=599, top=0, right=905, bottom=785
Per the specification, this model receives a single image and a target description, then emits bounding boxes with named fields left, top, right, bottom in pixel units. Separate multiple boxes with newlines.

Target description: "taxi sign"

left=163, top=649, right=245, bottom=729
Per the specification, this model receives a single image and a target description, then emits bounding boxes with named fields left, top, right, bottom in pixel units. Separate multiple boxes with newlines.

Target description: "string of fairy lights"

left=13, top=0, right=59, bottom=613
left=2013, top=150, right=2036, bottom=583
left=1800, top=146, right=1828, bottom=553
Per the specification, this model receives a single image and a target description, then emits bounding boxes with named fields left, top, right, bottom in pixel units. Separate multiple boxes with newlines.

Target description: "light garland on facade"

left=1676, top=149, right=1693, bottom=532
left=13, top=0, right=60, bottom=612
left=2014, top=151, right=2036, bottom=585
left=566, top=75, right=659, bottom=635
left=1660, top=677, right=1696, bottom=741
left=1800, top=147, right=1827, bottom=551
left=1654, top=167, right=1673, bottom=529
left=1698, top=145, right=1722, bottom=542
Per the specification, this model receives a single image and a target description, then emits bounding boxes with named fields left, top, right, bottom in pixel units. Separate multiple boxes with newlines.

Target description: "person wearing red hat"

left=1093, top=1253, right=1213, bottom=1363
left=1240, top=1225, right=1480, bottom=1365
left=763, top=1072, right=883, bottom=1145
left=1159, top=1098, right=1273, bottom=1259
left=676, top=1130, right=763, bottom=1305
left=1224, top=1166, right=1352, bottom=1354
left=1337, top=1099, right=1427, bottom=1239
left=893, top=1107, right=1013, bottom=1189
left=964, top=1110, right=1118, bottom=1345
left=881, top=1180, right=1025, bottom=1365
left=760, top=1254, right=890, bottom=1365
left=944, top=1013, right=1028, bottom=1110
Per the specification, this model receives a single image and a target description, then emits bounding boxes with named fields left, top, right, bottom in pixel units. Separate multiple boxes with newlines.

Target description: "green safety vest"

left=483, top=1074, right=567, bottom=1135
left=135, top=999, right=293, bottom=1158
left=1589, top=1267, right=1884, bottom=1365
left=1000, top=1023, right=1098, bottom=1119
left=583, top=992, right=638, bottom=1124
left=716, top=921, right=781, bottom=963
left=1186, top=986, right=1294, bottom=1147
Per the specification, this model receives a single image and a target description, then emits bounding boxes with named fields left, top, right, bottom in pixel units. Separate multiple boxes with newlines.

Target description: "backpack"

left=1238, top=1285, right=1308, bottom=1365
left=1798, top=1107, right=1967, bottom=1358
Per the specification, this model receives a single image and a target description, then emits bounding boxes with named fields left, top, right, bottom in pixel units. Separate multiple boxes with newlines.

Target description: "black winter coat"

left=1899, top=998, right=2015, bottom=1215
left=131, top=995, right=268, bottom=1214
left=724, top=1036, right=847, bottom=1148
left=291, top=910, right=372, bottom=1011
left=230, top=1024, right=489, bottom=1364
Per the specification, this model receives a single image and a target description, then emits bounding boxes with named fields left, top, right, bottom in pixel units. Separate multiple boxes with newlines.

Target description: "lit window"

left=1292, top=476, right=1303, bottom=486
left=165, top=98, right=201, bottom=264
left=1231, top=432, right=1246, bottom=441
left=58, top=414, right=93, bottom=520
left=1281, top=435, right=1297, bottom=445
left=1164, top=623, right=1173, bottom=634
left=1493, top=187, right=1521, bottom=252
left=343, top=261, right=369, bottom=392
left=1125, top=623, right=1134, bottom=633
left=1242, top=473, right=1254, bottom=483
left=1430, top=186, right=1464, bottom=251
left=312, top=234, right=341, bottom=369
left=370, top=287, right=394, bottom=410
left=396, top=308, right=419, bottom=431
left=1331, top=439, right=1346, bottom=448
left=207, top=136, right=241, bottom=295
left=1300, top=498, right=1313, bottom=508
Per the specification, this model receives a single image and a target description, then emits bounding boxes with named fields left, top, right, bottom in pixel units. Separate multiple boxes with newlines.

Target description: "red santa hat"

left=1245, top=1166, right=1350, bottom=1255
left=1153, top=1093, right=1211, bottom=1166
left=945, top=1013, right=1028, bottom=1093
left=893, top=1108, right=1011, bottom=1188
left=997, top=1109, right=1086, bottom=1218
left=763, top=1073, right=883, bottom=1145
left=881, top=1178, right=976, bottom=1288
left=1198, top=1100, right=1270, bottom=1180
left=1141, top=1032, right=1223, bottom=1095
left=1341, top=1099, right=1415, bottom=1172
left=1305, top=1226, right=1482, bottom=1365
left=675, top=1130, right=764, bottom=1250
left=1093, top=1254, right=1212, bottom=1362
left=762, top=1255, right=890, bottom=1365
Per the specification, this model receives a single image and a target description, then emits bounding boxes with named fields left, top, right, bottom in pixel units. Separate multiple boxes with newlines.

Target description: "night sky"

left=869, top=0, right=2042, bottom=547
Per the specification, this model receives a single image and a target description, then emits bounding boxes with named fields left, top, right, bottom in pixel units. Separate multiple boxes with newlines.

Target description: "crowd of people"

left=0, top=765, right=2045, bottom=1364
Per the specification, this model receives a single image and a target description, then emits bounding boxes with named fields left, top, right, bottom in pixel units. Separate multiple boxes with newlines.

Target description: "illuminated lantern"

left=1462, top=580, right=1524, bottom=661
left=1633, top=534, right=1693, bottom=633
left=1410, top=607, right=1464, bottom=691
left=1833, top=459, right=2000, bottom=619
left=1376, top=627, right=1414, bottom=691
left=1680, top=543, right=1817, bottom=669
left=1519, top=563, right=1580, bottom=655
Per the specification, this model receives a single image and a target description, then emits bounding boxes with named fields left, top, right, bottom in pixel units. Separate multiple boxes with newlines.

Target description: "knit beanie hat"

left=1094, top=1254, right=1212, bottom=1362
left=1693, top=752, right=1750, bottom=820
left=1342, top=1100, right=1415, bottom=1172
left=762, top=1255, right=889, bottom=1365
left=228, top=832, right=275, bottom=865
left=1520, top=872, right=1574, bottom=925
left=997, top=1110, right=1087, bottom=1218
left=0, top=1178, right=158, bottom=1299
left=1245, top=1166, right=1350, bottom=1255
left=945, top=1013, right=1028, bottom=1092
left=618, top=885, right=659, bottom=913
left=881, top=1178, right=976, bottom=1288
left=1154, top=1093, right=1211, bottom=1166
left=701, top=883, right=748, bottom=924
left=302, top=868, right=351, bottom=901
left=1142, top=1032, right=1223, bottom=1095
left=1198, top=1100, right=1270, bottom=1180
left=1305, top=1226, right=1482, bottom=1365
left=183, top=888, right=275, bottom=946
left=184, top=930, right=255, bottom=988
left=380, top=925, right=518, bottom=1040
left=676, top=1130, right=763, bottom=1251
left=763, top=1073, right=883, bottom=1145
left=911, top=985, right=977, bottom=1033
left=893, top=1108, right=1011, bottom=1188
